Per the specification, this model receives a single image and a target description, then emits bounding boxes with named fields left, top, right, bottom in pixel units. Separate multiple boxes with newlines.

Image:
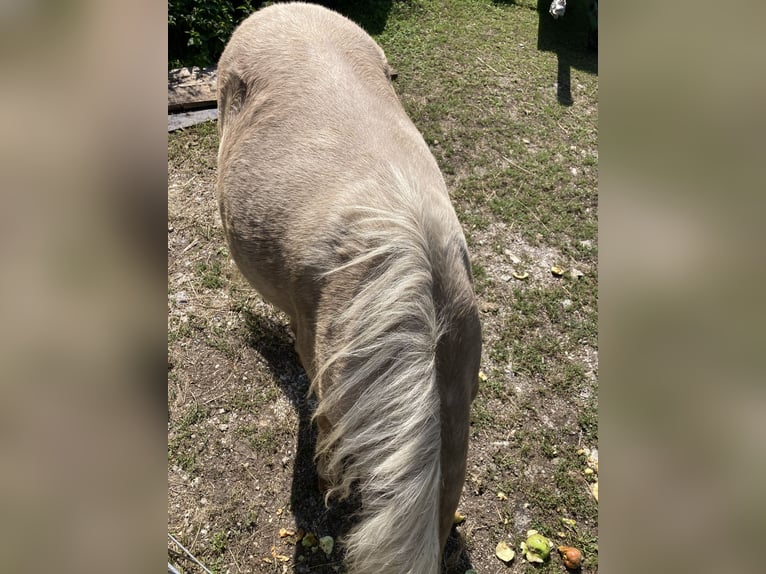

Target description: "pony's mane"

left=311, top=171, right=458, bottom=573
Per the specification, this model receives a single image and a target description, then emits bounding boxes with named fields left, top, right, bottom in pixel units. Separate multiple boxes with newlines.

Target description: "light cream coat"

left=216, top=4, right=482, bottom=573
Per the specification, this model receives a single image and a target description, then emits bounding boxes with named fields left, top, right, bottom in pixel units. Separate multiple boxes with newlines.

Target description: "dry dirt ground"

left=168, top=2, right=597, bottom=573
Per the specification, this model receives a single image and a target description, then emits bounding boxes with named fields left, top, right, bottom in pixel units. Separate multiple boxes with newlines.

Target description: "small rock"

left=579, top=239, right=593, bottom=249
left=562, top=299, right=573, bottom=309
left=570, top=268, right=584, bottom=279
left=480, top=301, right=499, bottom=313
left=570, top=167, right=579, bottom=176
left=175, top=291, right=189, bottom=304
left=219, top=423, right=229, bottom=431
left=504, top=249, right=522, bottom=264
left=500, top=274, right=512, bottom=282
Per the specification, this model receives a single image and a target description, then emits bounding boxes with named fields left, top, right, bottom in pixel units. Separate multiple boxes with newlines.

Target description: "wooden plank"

left=168, top=66, right=218, bottom=112
left=168, top=108, right=218, bottom=132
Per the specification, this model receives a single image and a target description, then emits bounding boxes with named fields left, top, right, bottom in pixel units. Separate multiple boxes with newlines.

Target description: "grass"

left=237, top=424, right=281, bottom=453
left=168, top=402, right=211, bottom=473
left=168, top=1, right=597, bottom=572
left=196, top=257, right=225, bottom=289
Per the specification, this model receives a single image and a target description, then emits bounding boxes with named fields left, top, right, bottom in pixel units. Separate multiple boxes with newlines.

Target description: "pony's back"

left=216, top=4, right=482, bottom=572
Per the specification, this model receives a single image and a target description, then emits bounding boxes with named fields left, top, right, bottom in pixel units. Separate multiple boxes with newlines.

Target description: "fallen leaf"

left=279, top=528, right=295, bottom=538
left=512, top=271, right=528, bottom=280
left=453, top=511, right=466, bottom=525
left=478, top=371, right=488, bottom=382
left=495, top=540, right=515, bottom=563
left=270, top=546, right=290, bottom=562
left=590, top=481, right=598, bottom=502
left=551, top=266, right=565, bottom=277
left=301, top=532, right=318, bottom=547
left=319, top=535, right=334, bottom=556
left=496, top=491, right=508, bottom=501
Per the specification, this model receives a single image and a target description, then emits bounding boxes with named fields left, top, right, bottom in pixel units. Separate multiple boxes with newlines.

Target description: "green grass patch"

left=197, top=258, right=225, bottom=289
left=237, top=425, right=280, bottom=454
left=577, top=402, right=598, bottom=445
left=492, top=282, right=597, bottom=398
left=168, top=402, right=211, bottom=473
left=168, top=120, right=220, bottom=169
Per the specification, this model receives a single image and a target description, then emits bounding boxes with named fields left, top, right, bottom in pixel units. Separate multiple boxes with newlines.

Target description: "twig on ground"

left=501, top=155, right=534, bottom=177
left=476, top=55, right=502, bottom=76
left=181, top=238, right=200, bottom=254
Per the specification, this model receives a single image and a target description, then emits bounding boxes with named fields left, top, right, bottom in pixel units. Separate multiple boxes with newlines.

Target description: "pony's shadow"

left=242, top=308, right=474, bottom=573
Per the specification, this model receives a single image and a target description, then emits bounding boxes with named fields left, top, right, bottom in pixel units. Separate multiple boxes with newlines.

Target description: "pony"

left=216, top=4, right=482, bottom=572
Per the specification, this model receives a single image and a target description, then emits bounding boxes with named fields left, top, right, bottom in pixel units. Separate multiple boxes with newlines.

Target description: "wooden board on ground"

left=168, top=66, right=217, bottom=112
left=168, top=108, right=218, bottom=132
